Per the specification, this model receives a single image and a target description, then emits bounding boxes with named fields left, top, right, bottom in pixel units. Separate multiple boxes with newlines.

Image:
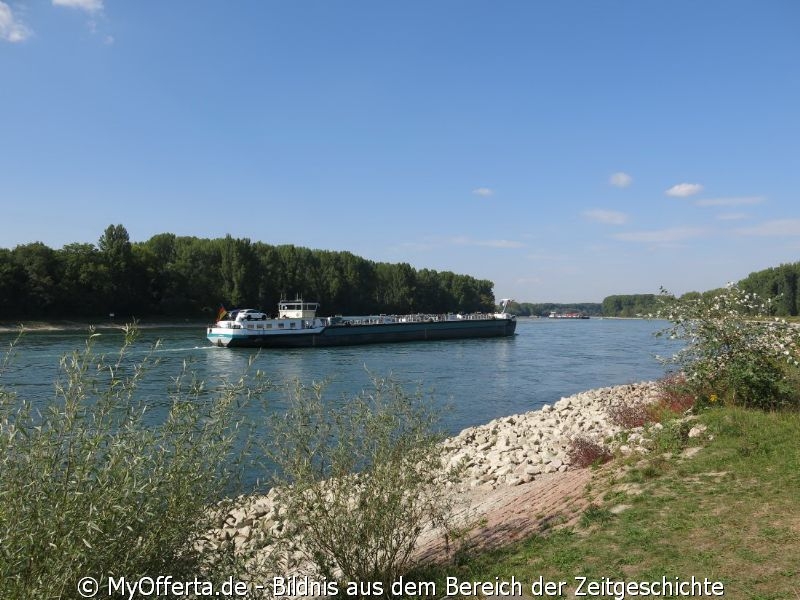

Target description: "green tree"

left=11, top=242, right=60, bottom=316
left=0, top=249, right=26, bottom=315
left=98, top=224, right=134, bottom=315
left=601, top=294, right=658, bottom=317
left=220, top=236, right=259, bottom=307
left=782, top=266, right=798, bottom=316
left=58, top=243, right=107, bottom=316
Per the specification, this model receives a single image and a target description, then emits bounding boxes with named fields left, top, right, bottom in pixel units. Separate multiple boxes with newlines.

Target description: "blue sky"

left=2, top=1, right=799, bottom=303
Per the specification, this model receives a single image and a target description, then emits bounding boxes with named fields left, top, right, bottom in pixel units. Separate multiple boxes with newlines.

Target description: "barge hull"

left=210, top=319, right=516, bottom=348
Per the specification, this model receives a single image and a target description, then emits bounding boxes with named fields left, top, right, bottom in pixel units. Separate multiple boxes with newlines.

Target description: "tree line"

left=600, top=261, right=800, bottom=318
left=0, top=225, right=497, bottom=320
left=738, top=262, right=800, bottom=316
left=600, top=294, right=659, bottom=317
left=508, top=302, right=602, bottom=317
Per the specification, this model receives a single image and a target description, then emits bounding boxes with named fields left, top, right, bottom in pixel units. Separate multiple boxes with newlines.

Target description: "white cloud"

left=476, top=239, right=525, bottom=248
left=450, top=236, right=523, bottom=248
left=53, top=0, right=111, bottom=41
left=401, top=235, right=524, bottom=251
left=609, top=172, right=633, bottom=188
left=666, top=183, right=704, bottom=197
left=525, top=252, right=570, bottom=261
left=472, top=187, right=494, bottom=197
left=0, top=1, right=32, bottom=42
left=716, top=213, right=749, bottom=221
left=397, top=241, right=434, bottom=252
left=582, top=209, right=629, bottom=225
left=52, top=0, right=104, bottom=13
left=612, top=227, right=707, bottom=243
left=735, top=219, right=800, bottom=237
left=694, top=195, right=765, bottom=207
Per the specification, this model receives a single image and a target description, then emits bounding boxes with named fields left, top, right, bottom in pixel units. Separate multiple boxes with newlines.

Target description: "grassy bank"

left=414, top=406, right=800, bottom=599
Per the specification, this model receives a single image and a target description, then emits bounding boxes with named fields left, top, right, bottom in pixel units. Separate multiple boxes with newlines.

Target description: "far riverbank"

left=0, top=319, right=208, bottom=334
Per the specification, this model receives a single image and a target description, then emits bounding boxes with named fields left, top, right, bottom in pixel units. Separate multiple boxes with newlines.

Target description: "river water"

left=1, top=317, right=678, bottom=435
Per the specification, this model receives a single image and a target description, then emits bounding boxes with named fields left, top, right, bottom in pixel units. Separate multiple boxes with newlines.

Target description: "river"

left=0, top=317, right=678, bottom=435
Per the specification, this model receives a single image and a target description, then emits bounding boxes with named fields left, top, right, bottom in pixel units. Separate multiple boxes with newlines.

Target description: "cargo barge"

left=207, top=299, right=516, bottom=348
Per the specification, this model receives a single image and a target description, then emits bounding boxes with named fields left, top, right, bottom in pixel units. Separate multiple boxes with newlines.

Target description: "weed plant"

left=265, top=376, right=461, bottom=599
left=651, top=373, right=697, bottom=416
left=579, top=504, right=613, bottom=528
left=0, top=327, right=259, bottom=599
left=566, top=436, right=612, bottom=468
left=607, top=399, right=650, bottom=428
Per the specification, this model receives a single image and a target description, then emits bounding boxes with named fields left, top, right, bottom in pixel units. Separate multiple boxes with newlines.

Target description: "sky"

left=1, top=1, right=799, bottom=303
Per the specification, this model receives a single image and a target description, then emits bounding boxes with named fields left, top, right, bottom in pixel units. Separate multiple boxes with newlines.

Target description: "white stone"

left=688, top=425, right=707, bottom=438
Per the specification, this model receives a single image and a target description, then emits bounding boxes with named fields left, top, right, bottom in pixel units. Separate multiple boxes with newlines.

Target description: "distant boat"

left=207, top=299, right=517, bottom=348
left=548, top=311, right=590, bottom=319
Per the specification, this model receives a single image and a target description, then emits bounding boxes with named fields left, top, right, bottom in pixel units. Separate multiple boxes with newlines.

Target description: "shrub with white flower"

left=653, top=283, right=800, bottom=409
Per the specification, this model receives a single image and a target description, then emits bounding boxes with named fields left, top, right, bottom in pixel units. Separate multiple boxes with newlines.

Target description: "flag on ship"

left=216, top=305, right=227, bottom=321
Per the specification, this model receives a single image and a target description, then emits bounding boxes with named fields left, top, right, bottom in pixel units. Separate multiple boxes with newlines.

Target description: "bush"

left=0, top=328, right=256, bottom=599
left=265, top=376, right=460, bottom=598
left=654, top=284, right=800, bottom=409
left=650, top=373, right=698, bottom=418
left=607, top=399, right=651, bottom=428
left=567, top=436, right=612, bottom=468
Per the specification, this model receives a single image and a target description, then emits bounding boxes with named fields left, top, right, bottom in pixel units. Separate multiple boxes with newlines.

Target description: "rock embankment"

left=205, top=380, right=662, bottom=561
left=441, top=380, right=660, bottom=490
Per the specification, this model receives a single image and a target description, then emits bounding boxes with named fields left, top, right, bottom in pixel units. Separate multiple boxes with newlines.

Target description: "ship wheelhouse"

left=277, top=300, right=320, bottom=319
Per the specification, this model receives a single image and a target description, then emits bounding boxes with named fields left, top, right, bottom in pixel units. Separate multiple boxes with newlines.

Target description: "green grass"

left=412, top=407, right=800, bottom=599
